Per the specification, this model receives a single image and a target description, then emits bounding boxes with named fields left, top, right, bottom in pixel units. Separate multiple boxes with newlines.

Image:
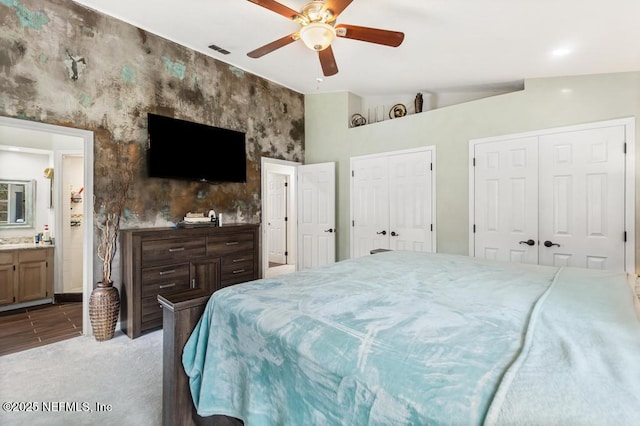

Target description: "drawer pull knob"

left=159, top=269, right=176, bottom=276
left=225, top=241, right=240, bottom=246
left=232, top=258, right=247, bottom=263
left=232, top=269, right=246, bottom=274
left=168, top=247, right=185, bottom=252
left=159, top=283, right=176, bottom=289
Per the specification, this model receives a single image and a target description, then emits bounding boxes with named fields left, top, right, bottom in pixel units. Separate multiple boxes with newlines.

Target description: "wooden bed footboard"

left=158, top=289, right=243, bottom=426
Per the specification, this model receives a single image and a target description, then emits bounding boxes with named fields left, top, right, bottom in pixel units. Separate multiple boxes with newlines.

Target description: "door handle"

left=376, top=230, right=387, bottom=235
left=390, top=231, right=398, bottom=237
left=519, top=239, right=535, bottom=246
left=544, top=240, right=560, bottom=248
left=324, top=228, right=334, bottom=233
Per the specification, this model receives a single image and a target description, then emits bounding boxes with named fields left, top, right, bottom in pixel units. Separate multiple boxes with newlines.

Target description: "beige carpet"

left=0, top=329, right=162, bottom=425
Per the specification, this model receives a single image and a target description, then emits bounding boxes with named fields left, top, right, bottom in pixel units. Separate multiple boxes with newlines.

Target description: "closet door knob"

left=390, top=231, right=398, bottom=237
left=519, top=239, right=535, bottom=246
left=324, top=228, right=334, bottom=233
left=544, top=240, right=560, bottom=248
left=376, top=230, right=387, bottom=235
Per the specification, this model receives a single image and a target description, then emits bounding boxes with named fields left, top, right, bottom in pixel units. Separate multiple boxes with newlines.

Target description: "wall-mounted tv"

left=147, top=113, right=247, bottom=183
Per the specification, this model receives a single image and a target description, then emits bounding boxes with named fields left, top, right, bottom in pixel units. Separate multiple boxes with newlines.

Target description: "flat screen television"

left=147, top=113, right=247, bottom=183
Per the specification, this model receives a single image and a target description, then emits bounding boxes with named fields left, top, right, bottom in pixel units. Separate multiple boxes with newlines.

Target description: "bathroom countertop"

left=0, top=243, right=55, bottom=251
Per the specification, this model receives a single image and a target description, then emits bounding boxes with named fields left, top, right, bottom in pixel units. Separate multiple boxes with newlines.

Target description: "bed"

left=165, top=250, right=640, bottom=425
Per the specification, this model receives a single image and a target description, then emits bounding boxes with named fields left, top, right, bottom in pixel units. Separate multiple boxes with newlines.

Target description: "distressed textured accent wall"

left=0, top=0, right=304, bottom=278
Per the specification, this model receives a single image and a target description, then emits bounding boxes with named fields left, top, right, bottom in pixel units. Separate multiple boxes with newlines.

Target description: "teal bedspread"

left=182, top=251, right=640, bottom=425
left=484, top=267, right=640, bottom=425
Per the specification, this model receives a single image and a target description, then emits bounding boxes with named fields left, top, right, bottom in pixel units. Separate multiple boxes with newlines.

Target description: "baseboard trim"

left=54, top=293, right=83, bottom=303
left=0, top=298, right=54, bottom=313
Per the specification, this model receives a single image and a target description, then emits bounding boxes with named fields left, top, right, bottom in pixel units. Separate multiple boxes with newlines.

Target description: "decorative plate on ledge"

left=350, top=113, right=367, bottom=127
left=389, top=104, right=407, bottom=119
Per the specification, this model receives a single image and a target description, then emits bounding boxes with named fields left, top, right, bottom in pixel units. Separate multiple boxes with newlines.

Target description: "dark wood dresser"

left=120, top=223, right=260, bottom=339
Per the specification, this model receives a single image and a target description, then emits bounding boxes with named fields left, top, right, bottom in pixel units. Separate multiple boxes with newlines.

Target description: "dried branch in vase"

left=94, top=142, right=139, bottom=284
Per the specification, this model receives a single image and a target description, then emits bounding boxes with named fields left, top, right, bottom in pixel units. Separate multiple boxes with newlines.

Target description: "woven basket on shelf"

left=89, top=281, right=120, bottom=341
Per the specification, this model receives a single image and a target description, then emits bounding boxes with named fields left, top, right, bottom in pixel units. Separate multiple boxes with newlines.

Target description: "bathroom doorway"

left=0, top=116, right=94, bottom=338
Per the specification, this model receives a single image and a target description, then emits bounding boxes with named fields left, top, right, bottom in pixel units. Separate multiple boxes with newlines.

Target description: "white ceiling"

left=72, top=0, right=640, bottom=98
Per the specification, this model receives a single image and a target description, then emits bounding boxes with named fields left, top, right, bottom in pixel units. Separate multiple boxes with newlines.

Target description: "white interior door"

left=388, top=150, right=434, bottom=252
left=474, top=137, right=539, bottom=264
left=351, top=156, right=389, bottom=257
left=297, top=162, right=336, bottom=270
left=538, top=126, right=626, bottom=270
left=267, top=172, right=287, bottom=265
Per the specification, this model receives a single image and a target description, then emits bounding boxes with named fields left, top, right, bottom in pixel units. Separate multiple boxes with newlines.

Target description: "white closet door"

left=351, top=156, right=390, bottom=257
left=350, top=148, right=435, bottom=258
left=474, top=137, right=539, bottom=264
left=297, top=162, right=336, bottom=270
left=388, top=151, right=434, bottom=252
left=538, top=126, right=626, bottom=270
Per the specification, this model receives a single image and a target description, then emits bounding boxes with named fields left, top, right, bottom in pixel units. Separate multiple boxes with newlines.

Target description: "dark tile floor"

left=0, top=302, right=82, bottom=356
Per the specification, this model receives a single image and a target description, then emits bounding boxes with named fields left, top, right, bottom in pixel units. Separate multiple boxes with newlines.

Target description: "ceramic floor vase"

left=89, top=281, right=120, bottom=341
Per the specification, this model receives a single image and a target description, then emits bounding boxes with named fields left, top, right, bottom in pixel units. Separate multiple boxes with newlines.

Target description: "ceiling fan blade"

left=247, top=34, right=297, bottom=58
left=318, top=46, right=338, bottom=76
left=323, top=0, right=354, bottom=20
left=335, top=24, right=405, bottom=47
left=247, top=0, right=300, bottom=20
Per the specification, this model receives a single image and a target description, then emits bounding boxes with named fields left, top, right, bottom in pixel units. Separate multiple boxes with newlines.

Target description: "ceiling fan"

left=246, top=0, right=405, bottom=76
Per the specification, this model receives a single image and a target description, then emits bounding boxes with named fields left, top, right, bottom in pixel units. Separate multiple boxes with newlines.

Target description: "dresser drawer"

left=221, top=271, right=255, bottom=287
left=221, top=251, right=254, bottom=270
left=221, top=253, right=255, bottom=285
left=141, top=264, right=191, bottom=297
left=142, top=237, right=206, bottom=266
left=208, top=232, right=254, bottom=255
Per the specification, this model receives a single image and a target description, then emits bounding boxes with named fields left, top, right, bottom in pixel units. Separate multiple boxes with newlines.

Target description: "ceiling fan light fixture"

left=299, top=22, right=336, bottom=51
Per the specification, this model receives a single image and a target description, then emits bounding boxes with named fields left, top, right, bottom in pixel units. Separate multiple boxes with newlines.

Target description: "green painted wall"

left=305, top=72, right=640, bottom=268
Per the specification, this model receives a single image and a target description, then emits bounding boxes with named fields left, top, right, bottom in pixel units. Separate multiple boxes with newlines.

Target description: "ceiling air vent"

left=208, top=44, right=230, bottom=55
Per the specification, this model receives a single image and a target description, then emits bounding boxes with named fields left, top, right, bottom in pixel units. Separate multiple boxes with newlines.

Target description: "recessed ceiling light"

left=551, top=47, right=572, bottom=57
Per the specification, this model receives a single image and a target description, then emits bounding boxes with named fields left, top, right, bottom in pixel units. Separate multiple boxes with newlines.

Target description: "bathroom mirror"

left=0, top=179, right=35, bottom=228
